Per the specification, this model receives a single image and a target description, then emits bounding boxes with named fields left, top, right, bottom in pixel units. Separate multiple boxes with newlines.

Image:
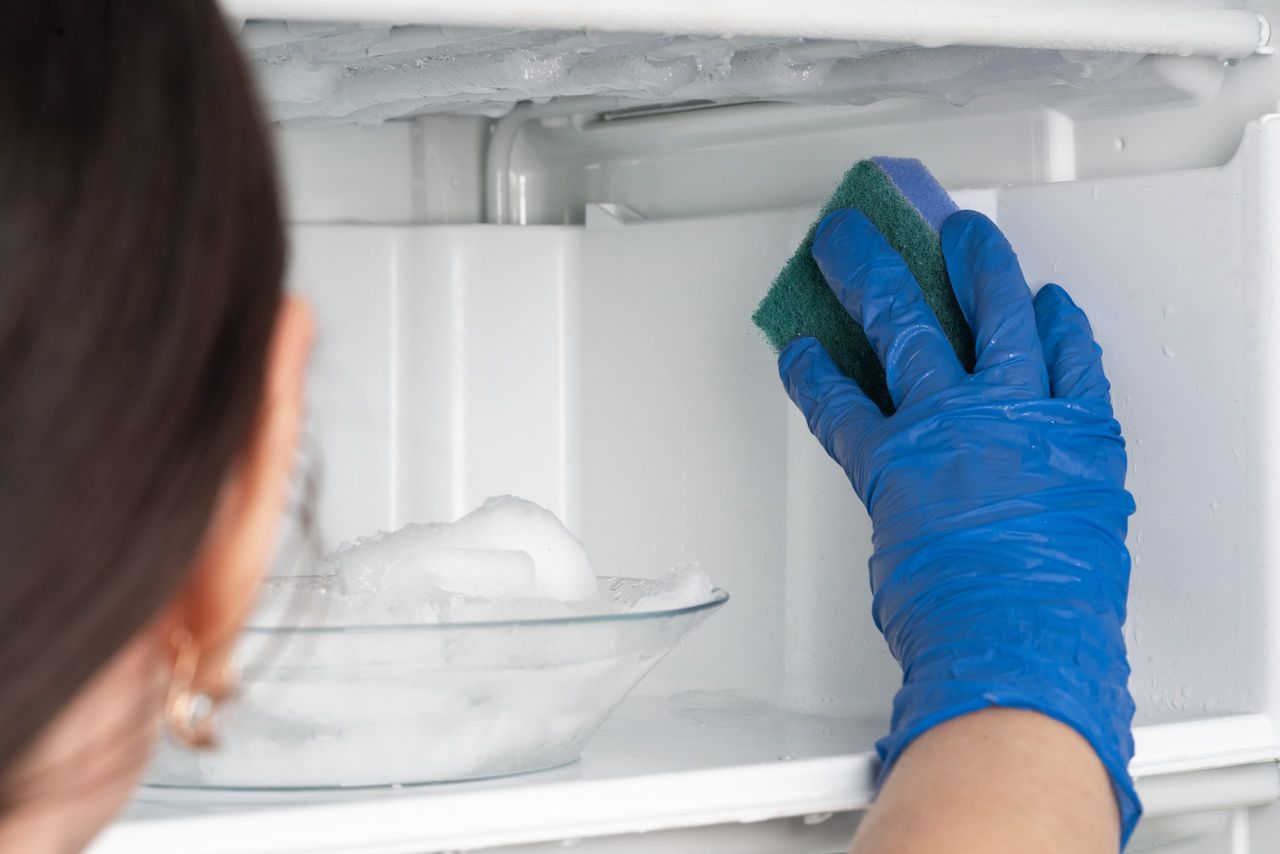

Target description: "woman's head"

left=0, top=1, right=310, bottom=846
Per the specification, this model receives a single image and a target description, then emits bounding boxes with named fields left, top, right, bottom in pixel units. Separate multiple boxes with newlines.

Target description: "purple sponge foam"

left=870, top=156, right=959, bottom=233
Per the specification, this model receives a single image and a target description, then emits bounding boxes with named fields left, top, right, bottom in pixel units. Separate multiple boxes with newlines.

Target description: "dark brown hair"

left=0, top=1, right=284, bottom=796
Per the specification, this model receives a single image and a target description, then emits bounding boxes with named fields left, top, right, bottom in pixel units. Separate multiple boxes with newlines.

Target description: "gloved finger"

left=940, top=211, right=1049, bottom=397
left=1033, top=283, right=1113, bottom=404
left=778, top=336, right=883, bottom=476
left=813, top=209, right=964, bottom=409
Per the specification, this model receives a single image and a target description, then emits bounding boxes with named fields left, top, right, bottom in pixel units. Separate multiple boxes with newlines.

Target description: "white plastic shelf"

left=92, top=697, right=1280, bottom=854
left=96, top=694, right=882, bottom=853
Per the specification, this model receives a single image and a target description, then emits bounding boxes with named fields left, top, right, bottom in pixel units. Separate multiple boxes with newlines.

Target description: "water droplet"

left=1114, top=137, right=1127, bottom=152
left=1090, top=186, right=1100, bottom=200
left=1163, top=305, right=1175, bottom=318
left=1162, top=344, right=1176, bottom=359
left=1210, top=499, right=1221, bottom=510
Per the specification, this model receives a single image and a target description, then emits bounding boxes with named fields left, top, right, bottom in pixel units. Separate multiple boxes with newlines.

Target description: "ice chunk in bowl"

left=327, top=496, right=599, bottom=604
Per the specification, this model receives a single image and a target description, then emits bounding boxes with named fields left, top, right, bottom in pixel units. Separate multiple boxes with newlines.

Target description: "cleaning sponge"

left=752, top=157, right=975, bottom=415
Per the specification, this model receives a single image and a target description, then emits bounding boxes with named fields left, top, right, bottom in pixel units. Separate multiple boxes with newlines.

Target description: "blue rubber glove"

left=778, top=209, right=1139, bottom=845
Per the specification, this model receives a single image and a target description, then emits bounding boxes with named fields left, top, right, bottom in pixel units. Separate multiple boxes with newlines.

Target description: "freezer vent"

left=240, top=22, right=1145, bottom=125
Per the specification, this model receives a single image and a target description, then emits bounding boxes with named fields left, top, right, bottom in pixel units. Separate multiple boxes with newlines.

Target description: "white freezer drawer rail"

left=90, top=714, right=1280, bottom=853
left=219, top=0, right=1271, bottom=59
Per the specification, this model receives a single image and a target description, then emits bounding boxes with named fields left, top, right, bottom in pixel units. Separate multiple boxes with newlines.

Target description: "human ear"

left=152, top=295, right=314, bottom=720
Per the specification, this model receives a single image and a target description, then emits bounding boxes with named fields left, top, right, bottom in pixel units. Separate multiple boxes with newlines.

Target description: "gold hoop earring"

left=165, top=628, right=219, bottom=749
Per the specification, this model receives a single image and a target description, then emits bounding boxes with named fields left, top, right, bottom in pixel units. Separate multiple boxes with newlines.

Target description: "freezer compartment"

left=100, top=90, right=1280, bottom=854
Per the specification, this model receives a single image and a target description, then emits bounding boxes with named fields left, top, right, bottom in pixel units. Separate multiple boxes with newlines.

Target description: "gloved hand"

left=778, top=209, right=1139, bottom=844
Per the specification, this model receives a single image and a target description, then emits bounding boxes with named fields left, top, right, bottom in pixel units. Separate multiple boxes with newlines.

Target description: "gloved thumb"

left=1033, top=284, right=1113, bottom=405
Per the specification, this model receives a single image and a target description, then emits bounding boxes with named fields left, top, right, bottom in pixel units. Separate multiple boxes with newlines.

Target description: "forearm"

left=852, top=708, right=1120, bottom=854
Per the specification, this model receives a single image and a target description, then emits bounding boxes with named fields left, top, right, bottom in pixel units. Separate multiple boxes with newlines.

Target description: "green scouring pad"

left=752, top=156, right=975, bottom=415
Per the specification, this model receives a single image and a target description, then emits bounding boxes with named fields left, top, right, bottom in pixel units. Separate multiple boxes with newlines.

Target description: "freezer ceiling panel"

left=240, top=22, right=1148, bottom=124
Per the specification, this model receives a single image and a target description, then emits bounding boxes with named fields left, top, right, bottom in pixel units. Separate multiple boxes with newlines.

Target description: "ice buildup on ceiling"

left=240, top=21, right=1145, bottom=124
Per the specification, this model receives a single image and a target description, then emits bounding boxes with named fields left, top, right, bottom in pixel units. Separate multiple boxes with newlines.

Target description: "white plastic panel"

left=999, top=147, right=1265, bottom=724
left=288, top=227, right=401, bottom=548
left=399, top=227, right=579, bottom=524
left=572, top=210, right=800, bottom=697
left=275, top=122, right=416, bottom=222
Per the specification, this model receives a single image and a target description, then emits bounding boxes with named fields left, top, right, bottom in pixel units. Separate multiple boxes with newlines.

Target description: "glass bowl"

left=144, top=577, right=727, bottom=790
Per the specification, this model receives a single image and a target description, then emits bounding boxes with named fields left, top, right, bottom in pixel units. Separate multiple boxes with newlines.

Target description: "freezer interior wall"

left=284, top=112, right=1280, bottom=731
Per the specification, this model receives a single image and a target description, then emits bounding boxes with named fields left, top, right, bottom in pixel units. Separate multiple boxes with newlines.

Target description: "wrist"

left=871, top=551, right=1140, bottom=846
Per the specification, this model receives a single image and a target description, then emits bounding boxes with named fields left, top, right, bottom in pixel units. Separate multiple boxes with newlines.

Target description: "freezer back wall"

left=288, top=116, right=1280, bottom=732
